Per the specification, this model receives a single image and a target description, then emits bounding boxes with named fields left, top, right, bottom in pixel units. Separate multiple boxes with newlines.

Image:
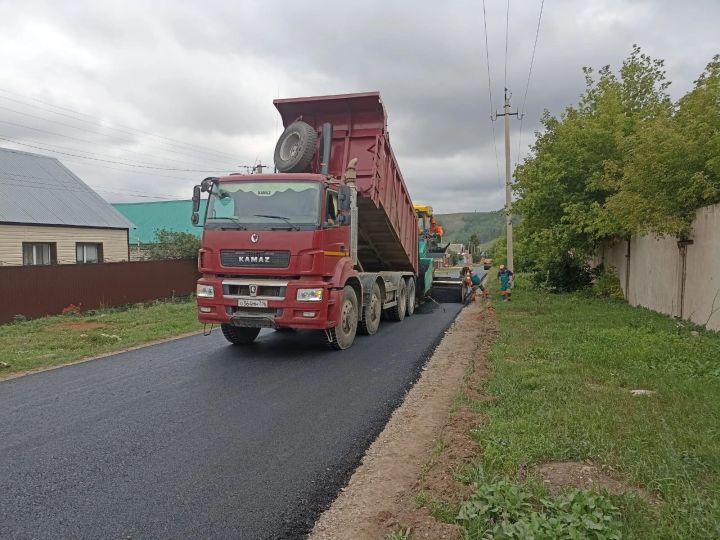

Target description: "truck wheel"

left=358, top=282, right=381, bottom=335
left=406, top=278, right=416, bottom=316
left=274, top=121, right=317, bottom=173
left=221, top=324, right=261, bottom=345
left=327, top=285, right=358, bottom=349
left=387, top=281, right=407, bottom=321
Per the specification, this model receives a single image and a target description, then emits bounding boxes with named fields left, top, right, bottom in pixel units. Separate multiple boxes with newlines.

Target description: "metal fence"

left=0, top=259, right=199, bottom=323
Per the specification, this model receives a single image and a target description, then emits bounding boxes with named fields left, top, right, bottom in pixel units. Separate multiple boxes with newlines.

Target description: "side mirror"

left=191, top=186, right=201, bottom=225
left=192, top=186, right=201, bottom=213
left=338, top=185, right=351, bottom=211
left=338, top=185, right=352, bottom=226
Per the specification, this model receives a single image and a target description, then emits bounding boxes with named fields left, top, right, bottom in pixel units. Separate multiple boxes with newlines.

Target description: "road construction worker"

left=428, top=217, right=444, bottom=239
left=461, top=266, right=486, bottom=304
left=498, top=264, right=514, bottom=301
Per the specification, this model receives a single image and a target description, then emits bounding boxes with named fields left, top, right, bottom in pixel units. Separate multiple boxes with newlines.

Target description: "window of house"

left=22, top=243, right=56, bottom=266
left=76, top=243, right=103, bottom=264
left=325, top=190, right=339, bottom=226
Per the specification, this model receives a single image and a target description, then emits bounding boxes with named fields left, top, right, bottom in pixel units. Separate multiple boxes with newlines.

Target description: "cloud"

left=0, top=0, right=717, bottom=212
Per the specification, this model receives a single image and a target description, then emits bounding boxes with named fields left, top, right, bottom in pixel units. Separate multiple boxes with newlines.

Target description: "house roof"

left=112, top=199, right=207, bottom=244
left=0, top=147, right=133, bottom=229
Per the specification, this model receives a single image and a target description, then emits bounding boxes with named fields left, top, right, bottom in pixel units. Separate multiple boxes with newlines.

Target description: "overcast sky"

left=0, top=0, right=717, bottom=213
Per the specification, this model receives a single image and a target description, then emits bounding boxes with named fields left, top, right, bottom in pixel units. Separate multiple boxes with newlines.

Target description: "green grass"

left=460, top=286, right=720, bottom=539
left=0, top=297, right=201, bottom=376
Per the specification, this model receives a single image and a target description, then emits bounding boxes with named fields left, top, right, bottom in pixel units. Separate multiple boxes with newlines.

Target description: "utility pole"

left=494, top=88, right=518, bottom=271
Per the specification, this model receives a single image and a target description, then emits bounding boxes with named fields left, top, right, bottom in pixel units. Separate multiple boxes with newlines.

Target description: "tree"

left=147, top=229, right=200, bottom=260
left=606, top=55, right=720, bottom=236
left=513, top=46, right=675, bottom=289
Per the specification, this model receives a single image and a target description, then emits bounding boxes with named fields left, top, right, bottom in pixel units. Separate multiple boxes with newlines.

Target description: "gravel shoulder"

left=311, top=300, right=497, bottom=539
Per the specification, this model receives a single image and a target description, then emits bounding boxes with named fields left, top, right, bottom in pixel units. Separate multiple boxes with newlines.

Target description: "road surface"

left=0, top=302, right=462, bottom=539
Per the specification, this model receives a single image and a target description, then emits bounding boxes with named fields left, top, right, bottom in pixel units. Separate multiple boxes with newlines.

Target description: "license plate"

left=238, top=298, right=268, bottom=308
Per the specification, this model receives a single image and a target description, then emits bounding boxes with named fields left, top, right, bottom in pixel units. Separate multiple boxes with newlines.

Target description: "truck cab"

left=195, top=173, right=352, bottom=332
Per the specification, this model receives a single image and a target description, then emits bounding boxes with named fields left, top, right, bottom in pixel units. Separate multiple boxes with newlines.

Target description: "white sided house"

left=0, top=147, right=133, bottom=266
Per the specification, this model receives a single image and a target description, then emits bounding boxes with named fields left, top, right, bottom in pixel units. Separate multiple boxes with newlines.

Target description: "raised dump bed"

left=274, top=92, right=418, bottom=274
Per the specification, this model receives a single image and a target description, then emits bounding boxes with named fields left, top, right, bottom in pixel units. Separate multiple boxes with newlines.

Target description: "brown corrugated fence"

left=0, top=260, right=199, bottom=323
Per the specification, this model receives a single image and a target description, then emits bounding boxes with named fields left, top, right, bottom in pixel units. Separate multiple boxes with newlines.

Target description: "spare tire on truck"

left=274, top=121, right=317, bottom=173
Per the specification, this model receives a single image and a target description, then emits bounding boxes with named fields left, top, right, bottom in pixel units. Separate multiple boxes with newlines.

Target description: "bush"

left=147, top=229, right=200, bottom=260
left=530, top=253, right=593, bottom=293
left=457, top=481, right=623, bottom=539
left=591, top=266, right=625, bottom=299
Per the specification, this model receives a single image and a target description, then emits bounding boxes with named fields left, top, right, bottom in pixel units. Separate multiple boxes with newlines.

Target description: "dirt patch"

left=537, top=461, right=657, bottom=503
left=310, top=300, right=498, bottom=540
left=50, top=320, right=108, bottom=331
left=384, top=507, right=463, bottom=539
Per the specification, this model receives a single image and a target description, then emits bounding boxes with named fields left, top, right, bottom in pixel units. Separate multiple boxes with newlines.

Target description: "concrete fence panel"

left=597, top=203, right=720, bottom=331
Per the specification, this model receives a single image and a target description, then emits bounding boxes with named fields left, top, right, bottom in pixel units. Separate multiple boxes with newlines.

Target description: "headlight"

left=196, top=284, right=215, bottom=298
left=296, top=288, right=323, bottom=302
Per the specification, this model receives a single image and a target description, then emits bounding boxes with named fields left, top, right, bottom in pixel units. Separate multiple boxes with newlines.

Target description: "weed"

left=458, top=480, right=622, bottom=539
left=591, top=266, right=625, bottom=300
left=386, top=526, right=412, bottom=540
left=434, top=436, right=446, bottom=457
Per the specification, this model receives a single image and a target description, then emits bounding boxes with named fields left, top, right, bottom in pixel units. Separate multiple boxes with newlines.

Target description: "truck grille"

left=224, top=284, right=285, bottom=298
left=221, top=250, right=290, bottom=268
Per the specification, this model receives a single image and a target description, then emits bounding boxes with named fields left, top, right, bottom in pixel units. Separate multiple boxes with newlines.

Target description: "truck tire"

left=387, top=280, right=407, bottom=321
left=221, top=324, right=261, bottom=345
left=327, top=285, right=358, bottom=349
left=358, top=282, right=381, bottom=335
left=405, top=277, right=416, bottom=316
left=274, top=121, right=317, bottom=173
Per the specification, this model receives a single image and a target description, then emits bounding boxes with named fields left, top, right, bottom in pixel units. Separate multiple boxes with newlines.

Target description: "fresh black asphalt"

left=0, top=301, right=462, bottom=539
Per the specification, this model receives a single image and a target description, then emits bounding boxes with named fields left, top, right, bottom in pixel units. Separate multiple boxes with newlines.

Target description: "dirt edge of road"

left=0, top=330, right=204, bottom=382
left=310, top=300, right=497, bottom=540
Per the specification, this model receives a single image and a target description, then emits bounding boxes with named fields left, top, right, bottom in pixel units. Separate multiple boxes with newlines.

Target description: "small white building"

left=0, top=147, right=133, bottom=266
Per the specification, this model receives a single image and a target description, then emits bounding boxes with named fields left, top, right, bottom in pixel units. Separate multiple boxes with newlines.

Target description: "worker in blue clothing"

left=498, top=264, right=514, bottom=301
left=461, top=266, right=486, bottom=304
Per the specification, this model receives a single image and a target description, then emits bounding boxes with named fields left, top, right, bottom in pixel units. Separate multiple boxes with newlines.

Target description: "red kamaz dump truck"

left=191, top=92, right=420, bottom=349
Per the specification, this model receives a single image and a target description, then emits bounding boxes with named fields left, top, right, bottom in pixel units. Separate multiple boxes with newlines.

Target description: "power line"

left=0, top=170, right=184, bottom=200
left=0, top=101, right=239, bottom=168
left=59, top=157, right=204, bottom=181
left=482, top=0, right=503, bottom=188
left=94, top=188, right=182, bottom=200
left=0, top=87, right=243, bottom=163
left=516, top=0, right=545, bottom=167
left=0, top=136, right=233, bottom=172
left=0, top=119, right=233, bottom=170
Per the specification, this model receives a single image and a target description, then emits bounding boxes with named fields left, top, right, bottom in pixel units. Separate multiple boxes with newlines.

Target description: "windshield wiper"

left=253, top=214, right=301, bottom=231
left=206, top=216, right=247, bottom=230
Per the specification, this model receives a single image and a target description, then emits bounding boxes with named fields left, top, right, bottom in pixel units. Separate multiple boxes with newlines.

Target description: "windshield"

left=205, top=181, right=321, bottom=229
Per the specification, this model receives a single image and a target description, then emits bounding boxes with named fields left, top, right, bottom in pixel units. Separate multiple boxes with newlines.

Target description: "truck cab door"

left=322, top=190, right=349, bottom=274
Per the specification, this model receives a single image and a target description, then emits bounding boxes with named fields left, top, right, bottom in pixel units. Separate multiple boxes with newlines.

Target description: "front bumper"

left=196, top=277, right=339, bottom=329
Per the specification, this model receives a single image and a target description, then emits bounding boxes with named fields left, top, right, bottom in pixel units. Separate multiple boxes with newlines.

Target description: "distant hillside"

left=436, top=211, right=506, bottom=246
